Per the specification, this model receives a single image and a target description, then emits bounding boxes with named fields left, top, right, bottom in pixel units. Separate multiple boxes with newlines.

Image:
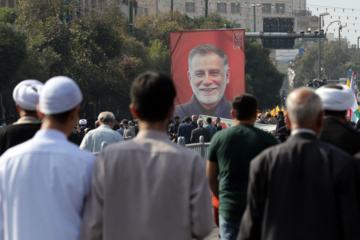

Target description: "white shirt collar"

left=291, top=128, right=316, bottom=136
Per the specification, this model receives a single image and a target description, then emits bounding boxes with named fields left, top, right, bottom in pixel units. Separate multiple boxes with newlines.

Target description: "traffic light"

left=263, top=18, right=294, bottom=33
left=262, top=37, right=278, bottom=49
left=262, top=37, right=295, bottom=49
left=263, top=18, right=279, bottom=32
left=262, top=17, right=295, bottom=49
left=278, top=18, right=294, bottom=33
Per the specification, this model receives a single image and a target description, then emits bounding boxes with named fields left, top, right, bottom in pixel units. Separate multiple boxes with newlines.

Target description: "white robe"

left=0, top=129, right=95, bottom=240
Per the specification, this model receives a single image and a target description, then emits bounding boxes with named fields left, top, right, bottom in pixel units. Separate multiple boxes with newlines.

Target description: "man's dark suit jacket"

left=0, top=123, right=41, bottom=156
left=238, top=132, right=360, bottom=240
left=190, top=127, right=211, bottom=143
left=174, top=95, right=232, bottom=120
left=177, top=123, right=196, bottom=144
left=319, top=116, right=360, bottom=156
left=275, top=117, right=285, bottom=131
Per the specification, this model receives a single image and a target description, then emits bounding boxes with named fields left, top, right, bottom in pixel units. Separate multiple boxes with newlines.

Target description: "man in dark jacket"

left=190, top=119, right=211, bottom=143
left=177, top=116, right=196, bottom=144
left=0, top=80, right=43, bottom=156
left=316, top=84, right=360, bottom=155
left=238, top=87, right=360, bottom=240
left=275, top=111, right=285, bottom=131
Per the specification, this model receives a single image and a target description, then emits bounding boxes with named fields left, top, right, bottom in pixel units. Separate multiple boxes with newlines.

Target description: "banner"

left=275, top=49, right=299, bottom=63
left=170, top=30, right=245, bottom=120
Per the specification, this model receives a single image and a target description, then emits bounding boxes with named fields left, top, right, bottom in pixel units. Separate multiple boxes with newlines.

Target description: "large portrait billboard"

left=170, top=29, right=245, bottom=120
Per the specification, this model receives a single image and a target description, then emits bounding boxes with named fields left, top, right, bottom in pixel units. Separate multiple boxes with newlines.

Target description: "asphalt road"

left=204, top=227, right=220, bottom=240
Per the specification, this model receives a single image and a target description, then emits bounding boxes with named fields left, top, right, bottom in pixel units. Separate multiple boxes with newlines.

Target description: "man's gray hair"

left=98, top=111, right=115, bottom=124
left=286, top=87, right=322, bottom=125
left=197, top=119, right=203, bottom=127
left=188, top=44, right=229, bottom=72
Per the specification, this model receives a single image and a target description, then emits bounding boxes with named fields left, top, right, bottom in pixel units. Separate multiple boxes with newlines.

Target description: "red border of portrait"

left=170, top=29, right=246, bottom=106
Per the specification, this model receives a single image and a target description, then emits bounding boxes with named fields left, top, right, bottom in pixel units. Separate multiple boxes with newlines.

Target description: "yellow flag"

left=271, top=109, right=276, bottom=116
left=346, top=77, right=351, bottom=87
left=276, top=106, right=280, bottom=112
left=281, top=106, right=285, bottom=112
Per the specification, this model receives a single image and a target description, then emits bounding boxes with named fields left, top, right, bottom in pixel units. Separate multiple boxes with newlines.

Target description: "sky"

left=307, top=0, right=360, bottom=45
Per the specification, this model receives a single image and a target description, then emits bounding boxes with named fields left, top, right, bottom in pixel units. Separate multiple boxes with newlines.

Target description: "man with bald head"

left=238, top=88, right=360, bottom=240
left=0, top=80, right=43, bottom=156
left=80, top=111, right=123, bottom=153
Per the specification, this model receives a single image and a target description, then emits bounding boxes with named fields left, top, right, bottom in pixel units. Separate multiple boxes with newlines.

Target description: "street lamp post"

left=318, top=12, right=330, bottom=81
left=325, top=20, right=345, bottom=41
left=250, top=4, right=262, bottom=32
left=338, top=24, right=347, bottom=41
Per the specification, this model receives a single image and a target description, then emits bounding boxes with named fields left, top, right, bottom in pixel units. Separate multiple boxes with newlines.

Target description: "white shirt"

left=79, top=130, right=213, bottom=240
left=291, top=128, right=316, bottom=136
left=80, top=124, right=124, bottom=153
left=0, top=129, right=95, bottom=240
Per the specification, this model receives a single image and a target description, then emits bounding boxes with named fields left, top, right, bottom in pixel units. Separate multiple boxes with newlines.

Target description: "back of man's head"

left=232, top=94, right=257, bottom=121
left=98, top=111, right=115, bottom=125
left=278, top=111, right=284, bottom=117
left=131, top=72, right=176, bottom=122
left=206, top=117, right=212, bottom=124
left=197, top=119, right=203, bottom=127
left=316, top=84, right=353, bottom=119
left=39, top=76, right=82, bottom=124
left=184, top=116, right=191, bottom=123
left=286, top=88, right=322, bottom=129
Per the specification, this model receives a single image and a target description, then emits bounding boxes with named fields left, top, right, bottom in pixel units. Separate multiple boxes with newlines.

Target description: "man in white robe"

left=0, top=76, right=95, bottom=240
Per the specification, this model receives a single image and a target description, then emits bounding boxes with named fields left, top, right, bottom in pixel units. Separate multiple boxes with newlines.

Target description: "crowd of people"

left=1, top=72, right=360, bottom=240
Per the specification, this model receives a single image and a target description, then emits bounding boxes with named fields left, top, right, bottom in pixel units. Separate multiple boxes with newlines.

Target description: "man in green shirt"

left=207, top=93, right=278, bottom=240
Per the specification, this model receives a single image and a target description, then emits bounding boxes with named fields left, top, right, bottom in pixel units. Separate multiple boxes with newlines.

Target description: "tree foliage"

left=245, top=38, right=284, bottom=109
left=1, top=4, right=284, bottom=121
left=0, top=8, right=26, bottom=117
left=294, top=39, right=357, bottom=87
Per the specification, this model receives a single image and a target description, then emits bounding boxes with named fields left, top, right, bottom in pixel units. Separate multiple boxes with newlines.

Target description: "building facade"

left=135, top=0, right=313, bottom=32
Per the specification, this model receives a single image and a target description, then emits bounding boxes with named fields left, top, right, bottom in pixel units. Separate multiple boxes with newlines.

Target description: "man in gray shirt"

left=80, top=72, right=213, bottom=240
left=80, top=111, right=123, bottom=153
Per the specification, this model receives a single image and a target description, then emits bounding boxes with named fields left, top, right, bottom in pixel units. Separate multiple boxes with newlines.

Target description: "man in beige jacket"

left=80, top=72, right=213, bottom=240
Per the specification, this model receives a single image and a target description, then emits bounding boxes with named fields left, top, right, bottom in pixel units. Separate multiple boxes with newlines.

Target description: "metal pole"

left=171, top=0, right=173, bottom=12
left=63, top=0, right=67, bottom=23
left=318, top=15, right=321, bottom=81
left=128, top=0, right=133, bottom=35
left=253, top=6, right=256, bottom=32
left=338, top=27, right=341, bottom=41
left=205, top=0, right=208, bottom=18
left=358, top=37, right=360, bottom=49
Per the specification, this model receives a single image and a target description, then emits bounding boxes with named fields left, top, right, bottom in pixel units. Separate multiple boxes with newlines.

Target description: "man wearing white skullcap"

left=316, top=84, right=360, bottom=155
left=0, top=76, right=95, bottom=240
left=0, top=79, right=43, bottom=156
left=77, top=118, right=87, bottom=139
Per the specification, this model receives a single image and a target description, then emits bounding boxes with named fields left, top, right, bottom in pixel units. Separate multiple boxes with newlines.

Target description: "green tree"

left=322, top=41, right=350, bottom=80
left=293, top=45, right=319, bottom=87
left=0, top=7, right=17, bottom=24
left=0, top=8, right=26, bottom=120
left=245, top=39, right=284, bottom=109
